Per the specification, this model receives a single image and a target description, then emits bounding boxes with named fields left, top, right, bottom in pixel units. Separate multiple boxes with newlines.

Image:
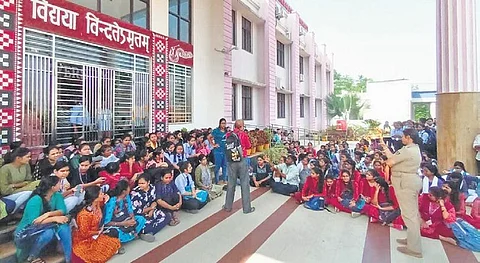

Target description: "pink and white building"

left=0, top=0, right=334, bottom=154
left=223, top=0, right=334, bottom=131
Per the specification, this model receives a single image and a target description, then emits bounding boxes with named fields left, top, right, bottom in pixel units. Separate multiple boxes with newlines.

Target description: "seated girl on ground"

left=155, top=170, right=182, bottom=226
left=104, top=180, right=153, bottom=243
left=72, top=186, right=122, bottom=262
left=51, top=161, right=84, bottom=213
left=195, top=154, right=224, bottom=200
left=249, top=155, right=273, bottom=187
left=330, top=169, right=363, bottom=218
left=419, top=186, right=455, bottom=241
left=14, top=176, right=72, bottom=263
left=293, top=167, right=323, bottom=204
left=131, top=174, right=170, bottom=236
left=175, top=162, right=208, bottom=214
left=0, top=148, right=38, bottom=214
left=363, top=177, right=404, bottom=229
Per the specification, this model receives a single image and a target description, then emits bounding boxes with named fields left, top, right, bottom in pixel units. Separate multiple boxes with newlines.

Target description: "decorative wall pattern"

left=0, top=0, right=16, bottom=156
left=152, top=33, right=168, bottom=133
left=0, top=0, right=174, bottom=158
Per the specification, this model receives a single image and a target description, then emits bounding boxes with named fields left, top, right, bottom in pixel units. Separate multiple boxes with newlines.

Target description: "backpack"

left=424, top=129, right=436, bottom=145
left=225, top=132, right=243, bottom=162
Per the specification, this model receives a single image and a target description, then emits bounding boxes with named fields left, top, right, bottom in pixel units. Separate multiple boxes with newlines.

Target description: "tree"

left=326, top=93, right=344, bottom=119
left=326, top=93, right=367, bottom=120
left=413, top=103, right=431, bottom=121
left=334, top=70, right=372, bottom=95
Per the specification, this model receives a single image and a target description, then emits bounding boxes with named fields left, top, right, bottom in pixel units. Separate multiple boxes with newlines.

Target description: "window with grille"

left=70, top=0, right=150, bottom=29
left=277, top=93, right=285, bottom=118
left=168, top=63, right=192, bottom=124
left=242, top=17, right=252, bottom=53
left=277, top=41, right=285, bottom=67
left=232, top=10, right=237, bottom=46
left=232, top=83, right=237, bottom=120
left=300, top=97, right=305, bottom=118
left=169, top=0, right=191, bottom=43
left=299, top=56, right=304, bottom=74
left=242, top=86, right=252, bottom=120
left=22, top=29, right=150, bottom=147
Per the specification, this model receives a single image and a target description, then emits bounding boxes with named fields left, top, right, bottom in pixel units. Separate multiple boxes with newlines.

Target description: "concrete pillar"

left=223, top=0, right=233, bottom=121
left=263, top=0, right=277, bottom=125
left=436, top=0, right=480, bottom=174
left=429, top=102, right=436, bottom=118
left=150, top=0, right=168, bottom=35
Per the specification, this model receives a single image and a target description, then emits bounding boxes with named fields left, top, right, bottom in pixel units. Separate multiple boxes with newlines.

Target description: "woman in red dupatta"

left=419, top=186, right=456, bottom=240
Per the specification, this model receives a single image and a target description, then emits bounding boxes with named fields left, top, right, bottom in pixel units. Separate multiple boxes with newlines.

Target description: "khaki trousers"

left=392, top=174, right=423, bottom=253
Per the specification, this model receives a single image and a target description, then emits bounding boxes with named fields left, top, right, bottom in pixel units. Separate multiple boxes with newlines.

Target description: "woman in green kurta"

left=14, top=176, right=72, bottom=263
left=0, top=148, right=39, bottom=213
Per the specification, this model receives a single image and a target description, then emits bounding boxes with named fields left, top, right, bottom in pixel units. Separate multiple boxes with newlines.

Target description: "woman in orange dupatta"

left=72, top=186, right=121, bottom=263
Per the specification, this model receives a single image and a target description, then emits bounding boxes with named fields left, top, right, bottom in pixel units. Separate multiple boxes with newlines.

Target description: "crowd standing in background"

left=1, top=116, right=480, bottom=262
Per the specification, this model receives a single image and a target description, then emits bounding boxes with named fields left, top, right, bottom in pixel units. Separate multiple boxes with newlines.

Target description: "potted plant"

left=264, top=145, right=288, bottom=165
left=256, top=130, right=267, bottom=152
left=248, top=130, right=258, bottom=155
left=364, top=119, right=382, bottom=139
left=263, top=129, right=273, bottom=149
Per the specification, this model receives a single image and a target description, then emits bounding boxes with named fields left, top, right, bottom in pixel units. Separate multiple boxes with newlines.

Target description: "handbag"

left=14, top=223, right=58, bottom=248
left=304, top=196, right=325, bottom=211
left=195, top=190, right=208, bottom=203
left=108, top=200, right=137, bottom=235
left=378, top=202, right=401, bottom=224
left=355, top=197, right=366, bottom=210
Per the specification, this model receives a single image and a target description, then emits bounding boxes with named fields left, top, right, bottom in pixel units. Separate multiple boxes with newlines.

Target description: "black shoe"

left=222, top=205, right=232, bottom=212
left=243, top=207, right=255, bottom=214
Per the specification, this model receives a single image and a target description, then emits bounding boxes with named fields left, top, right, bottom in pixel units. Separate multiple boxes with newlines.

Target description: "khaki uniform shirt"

left=390, top=144, right=422, bottom=176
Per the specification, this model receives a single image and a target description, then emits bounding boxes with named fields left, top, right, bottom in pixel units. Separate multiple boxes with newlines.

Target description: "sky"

left=289, top=0, right=437, bottom=84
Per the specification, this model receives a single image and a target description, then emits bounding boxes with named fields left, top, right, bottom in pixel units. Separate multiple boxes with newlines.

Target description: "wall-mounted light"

left=215, top=45, right=238, bottom=54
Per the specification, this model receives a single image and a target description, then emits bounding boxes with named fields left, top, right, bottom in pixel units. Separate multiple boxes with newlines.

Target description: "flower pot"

left=257, top=145, right=264, bottom=152
left=264, top=143, right=270, bottom=150
left=246, top=149, right=252, bottom=156
left=251, top=147, right=257, bottom=154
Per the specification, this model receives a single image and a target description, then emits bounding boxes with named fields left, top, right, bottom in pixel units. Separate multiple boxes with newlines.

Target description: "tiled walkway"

left=109, top=186, right=480, bottom=263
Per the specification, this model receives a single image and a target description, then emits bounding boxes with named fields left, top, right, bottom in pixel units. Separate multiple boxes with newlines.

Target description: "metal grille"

left=22, top=29, right=151, bottom=147
left=56, top=62, right=84, bottom=144
left=134, top=72, right=150, bottom=137
left=22, top=54, right=54, bottom=147
left=114, top=71, right=133, bottom=137
left=168, top=63, right=192, bottom=124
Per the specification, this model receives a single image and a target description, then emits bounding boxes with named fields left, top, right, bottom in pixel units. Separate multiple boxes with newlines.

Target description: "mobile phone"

left=75, top=185, right=82, bottom=197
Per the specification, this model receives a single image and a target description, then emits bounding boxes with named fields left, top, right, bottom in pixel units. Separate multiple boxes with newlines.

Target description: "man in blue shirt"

left=212, top=118, right=228, bottom=184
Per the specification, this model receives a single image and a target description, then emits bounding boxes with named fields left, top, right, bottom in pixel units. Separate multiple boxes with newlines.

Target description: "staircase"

left=0, top=223, right=65, bottom=263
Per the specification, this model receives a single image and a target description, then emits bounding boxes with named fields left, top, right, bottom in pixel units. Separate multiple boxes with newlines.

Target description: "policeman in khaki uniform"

left=380, top=129, right=423, bottom=258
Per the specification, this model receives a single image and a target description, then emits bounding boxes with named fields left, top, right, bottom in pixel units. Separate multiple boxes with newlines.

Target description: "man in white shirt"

left=473, top=134, right=480, bottom=175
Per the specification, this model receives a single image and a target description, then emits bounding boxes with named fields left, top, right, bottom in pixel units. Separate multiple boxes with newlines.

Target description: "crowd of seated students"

left=1, top=122, right=480, bottom=262
left=0, top=124, right=299, bottom=262
left=0, top=127, right=237, bottom=262
left=247, top=138, right=480, bottom=250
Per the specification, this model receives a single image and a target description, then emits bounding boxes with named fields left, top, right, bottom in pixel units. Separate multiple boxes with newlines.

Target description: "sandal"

left=169, top=219, right=180, bottom=226
left=28, top=257, right=46, bottom=263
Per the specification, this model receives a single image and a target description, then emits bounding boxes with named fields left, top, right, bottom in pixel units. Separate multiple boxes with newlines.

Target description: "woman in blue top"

left=212, top=118, right=228, bottom=184
left=174, top=162, right=208, bottom=213
left=14, top=176, right=72, bottom=263
left=104, top=180, right=152, bottom=243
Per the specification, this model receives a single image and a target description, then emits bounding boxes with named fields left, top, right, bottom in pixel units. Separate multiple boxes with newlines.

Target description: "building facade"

left=0, top=0, right=333, bottom=154
left=223, top=0, right=334, bottom=131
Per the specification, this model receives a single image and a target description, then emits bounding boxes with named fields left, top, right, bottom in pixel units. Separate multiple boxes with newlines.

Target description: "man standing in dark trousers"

left=223, top=119, right=255, bottom=214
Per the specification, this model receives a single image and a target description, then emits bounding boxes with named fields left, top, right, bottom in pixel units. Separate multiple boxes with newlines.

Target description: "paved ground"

left=109, top=186, right=480, bottom=263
